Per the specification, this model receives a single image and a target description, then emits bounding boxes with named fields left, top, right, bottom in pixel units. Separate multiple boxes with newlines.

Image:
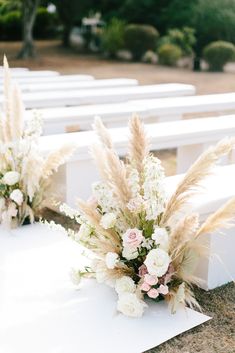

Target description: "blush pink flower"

left=140, top=282, right=151, bottom=292
left=144, top=274, right=158, bottom=286
left=123, top=228, right=144, bottom=248
left=147, top=288, right=159, bottom=299
left=138, top=264, right=148, bottom=277
left=158, top=284, right=169, bottom=295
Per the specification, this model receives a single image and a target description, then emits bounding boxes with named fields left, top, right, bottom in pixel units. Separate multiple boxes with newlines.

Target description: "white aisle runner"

left=0, top=224, right=210, bottom=353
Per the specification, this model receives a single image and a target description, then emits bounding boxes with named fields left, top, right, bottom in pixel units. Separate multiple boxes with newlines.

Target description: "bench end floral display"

left=0, top=57, right=75, bottom=228
left=61, top=115, right=235, bottom=318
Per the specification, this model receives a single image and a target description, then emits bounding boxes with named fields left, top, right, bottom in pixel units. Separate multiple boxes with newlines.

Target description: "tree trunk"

left=18, top=0, right=40, bottom=59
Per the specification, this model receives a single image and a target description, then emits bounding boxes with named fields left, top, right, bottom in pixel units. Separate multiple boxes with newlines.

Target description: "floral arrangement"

left=61, top=116, right=235, bottom=318
left=0, top=57, right=75, bottom=228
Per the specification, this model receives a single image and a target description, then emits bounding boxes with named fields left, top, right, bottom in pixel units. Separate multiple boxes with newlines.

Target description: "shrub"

left=193, top=0, right=235, bottom=55
left=158, top=43, right=182, bottom=66
left=101, top=18, right=125, bottom=57
left=159, top=27, right=196, bottom=56
left=1, top=10, right=22, bottom=40
left=34, top=7, right=58, bottom=39
left=124, top=24, right=159, bottom=60
left=203, top=41, right=235, bottom=71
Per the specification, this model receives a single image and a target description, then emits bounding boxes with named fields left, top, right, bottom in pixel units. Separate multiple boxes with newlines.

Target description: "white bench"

left=166, top=164, right=235, bottom=290
left=0, top=74, right=95, bottom=85
left=38, top=115, right=235, bottom=204
left=0, top=70, right=59, bottom=78
left=28, top=92, right=235, bottom=134
left=6, top=83, right=195, bottom=109
left=0, top=78, right=139, bottom=94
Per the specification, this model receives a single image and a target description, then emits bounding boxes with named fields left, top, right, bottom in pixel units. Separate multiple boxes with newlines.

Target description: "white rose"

left=10, top=189, right=24, bottom=206
left=105, top=252, right=119, bottom=269
left=152, top=227, right=169, bottom=251
left=75, top=223, right=91, bottom=242
left=70, top=268, right=81, bottom=286
left=3, top=171, right=20, bottom=186
left=115, top=276, right=136, bottom=295
left=100, top=212, right=116, bottom=229
left=122, top=247, right=138, bottom=260
left=144, top=248, right=170, bottom=277
left=117, top=292, right=147, bottom=317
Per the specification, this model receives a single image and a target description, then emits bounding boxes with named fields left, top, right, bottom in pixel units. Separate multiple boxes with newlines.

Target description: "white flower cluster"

left=143, top=156, right=166, bottom=220
left=92, top=182, right=117, bottom=213
left=115, top=276, right=147, bottom=317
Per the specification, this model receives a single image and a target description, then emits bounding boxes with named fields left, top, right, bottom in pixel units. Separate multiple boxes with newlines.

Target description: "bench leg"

left=177, top=141, right=232, bottom=174
left=66, top=159, right=99, bottom=207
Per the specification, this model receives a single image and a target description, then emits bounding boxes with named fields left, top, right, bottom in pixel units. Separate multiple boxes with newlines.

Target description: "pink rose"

left=144, top=274, right=158, bottom=286
left=158, top=284, right=169, bottom=295
left=123, top=228, right=144, bottom=248
left=138, top=264, right=148, bottom=277
left=147, top=288, right=159, bottom=299
left=140, top=282, right=151, bottom=292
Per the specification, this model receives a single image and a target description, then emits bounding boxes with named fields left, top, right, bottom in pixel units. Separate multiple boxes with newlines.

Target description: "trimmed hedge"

left=124, top=24, right=159, bottom=60
left=203, top=41, right=235, bottom=71
left=158, top=43, right=182, bottom=66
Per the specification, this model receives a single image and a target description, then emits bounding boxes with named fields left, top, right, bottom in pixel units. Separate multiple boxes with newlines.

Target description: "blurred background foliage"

left=1, top=0, right=235, bottom=70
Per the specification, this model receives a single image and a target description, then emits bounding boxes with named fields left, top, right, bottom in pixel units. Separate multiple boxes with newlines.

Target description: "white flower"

left=105, top=252, right=119, bottom=269
left=100, top=212, right=116, bottom=229
left=144, top=248, right=170, bottom=277
left=117, top=292, right=147, bottom=317
left=152, top=227, right=169, bottom=251
left=10, top=189, right=24, bottom=206
left=115, top=276, right=136, bottom=295
left=75, top=223, right=91, bottom=242
left=93, top=259, right=115, bottom=287
left=122, top=228, right=144, bottom=248
left=142, top=238, right=154, bottom=250
left=70, top=268, right=81, bottom=286
left=3, top=171, right=20, bottom=186
left=122, top=247, right=138, bottom=260
left=127, top=196, right=143, bottom=213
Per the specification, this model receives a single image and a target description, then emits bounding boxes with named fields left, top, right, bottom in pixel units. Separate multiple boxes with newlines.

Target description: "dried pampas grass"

left=196, top=196, right=235, bottom=237
left=161, top=138, right=235, bottom=226
left=128, top=114, right=149, bottom=175
left=42, top=144, right=76, bottom=180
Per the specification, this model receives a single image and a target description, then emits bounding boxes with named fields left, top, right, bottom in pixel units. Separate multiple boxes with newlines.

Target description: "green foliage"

left=158, top=43, right=182, bottom=66
left=203, top=41, right=235, bottom=71
left=101, top=18, right=125, bottom=57
left=0, top=0, right=21, bottom=15
left=0, top=10, right=22, bottom=40
left=124, top=24, right=159, bottom=60
left=193, top=0, right=235, bottom=54
left=34, top=7, right=58, bottom=39
left=159, top=27, right=196, bottom=56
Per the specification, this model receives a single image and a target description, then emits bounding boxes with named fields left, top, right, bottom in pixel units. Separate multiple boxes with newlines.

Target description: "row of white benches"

left=39, top=114, right=235, bottom=204
left=26, top=92, right=235, bottom=134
